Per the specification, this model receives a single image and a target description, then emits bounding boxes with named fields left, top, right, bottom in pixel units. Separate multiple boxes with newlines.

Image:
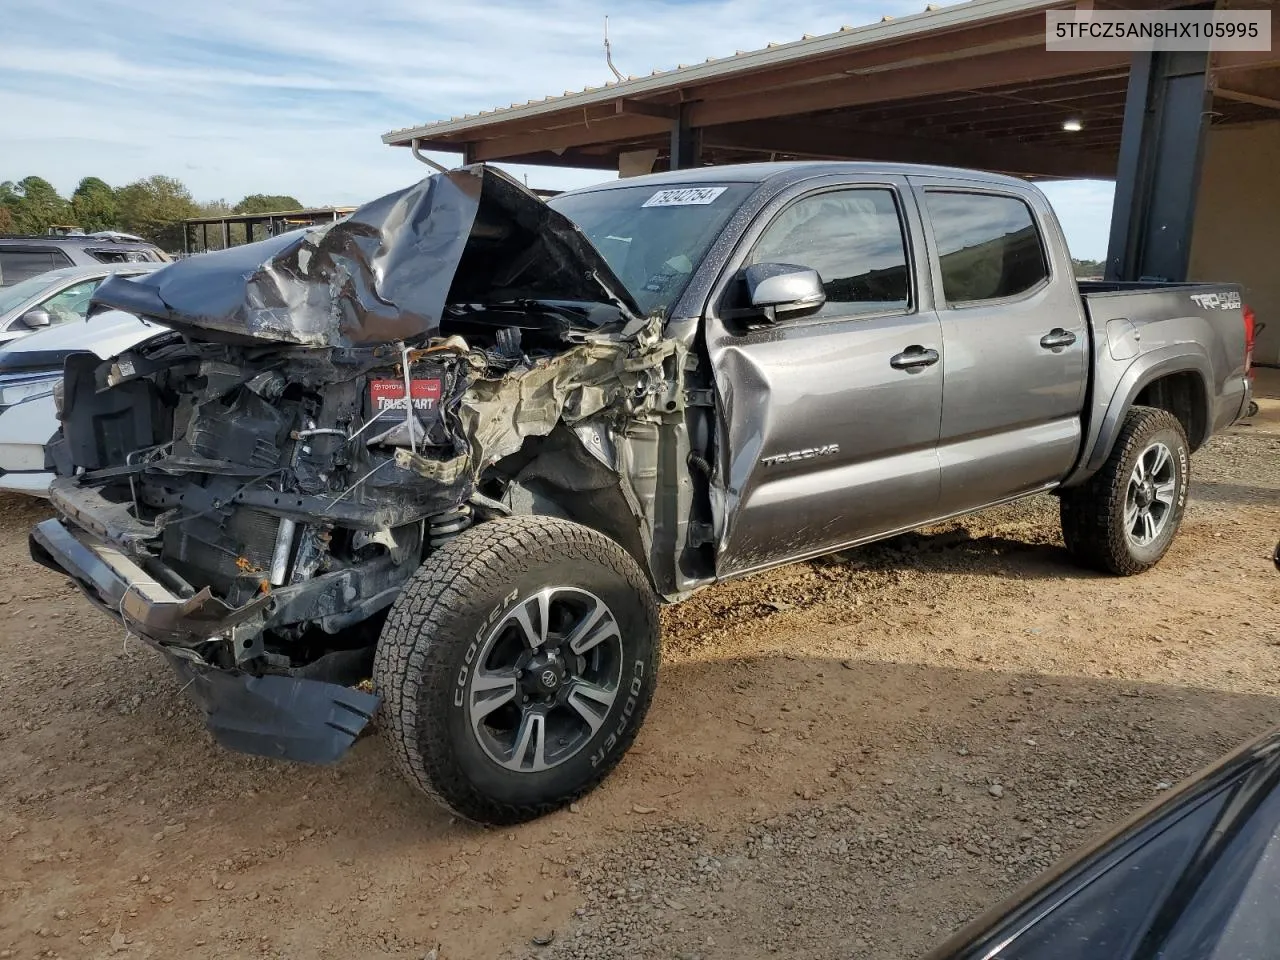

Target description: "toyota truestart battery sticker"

left=368, top=379, right=442, bottom=413
left=641, top=187, right=727, bottom=208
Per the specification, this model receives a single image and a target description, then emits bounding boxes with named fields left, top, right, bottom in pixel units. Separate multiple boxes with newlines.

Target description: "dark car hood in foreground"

left=928, top=724, right=1280, bottom=959
left=89, top=165, right=642, bottom=347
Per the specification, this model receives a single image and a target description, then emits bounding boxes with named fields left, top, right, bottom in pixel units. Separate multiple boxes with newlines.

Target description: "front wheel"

left=1059, top=406, right=1190, bottom=575
left=373, top=516, right=660, bottom=824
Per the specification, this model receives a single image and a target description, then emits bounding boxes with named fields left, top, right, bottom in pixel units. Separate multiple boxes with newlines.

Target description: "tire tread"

left=373, top=516, right=659, bottom=824
left=1060, top=405, right=1188, bottom=576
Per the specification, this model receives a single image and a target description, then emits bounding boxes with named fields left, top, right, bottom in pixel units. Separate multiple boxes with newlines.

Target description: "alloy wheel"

left=465, top=587, right=623, bottom=773
left=1124, top=441, right=1177, bottom=548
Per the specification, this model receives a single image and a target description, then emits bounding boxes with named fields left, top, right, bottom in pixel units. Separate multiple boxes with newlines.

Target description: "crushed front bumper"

left=30, top=516, right=378, bottom=764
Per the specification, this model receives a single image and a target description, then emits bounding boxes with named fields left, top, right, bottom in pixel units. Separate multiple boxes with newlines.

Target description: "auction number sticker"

left=642, top=187, right=727, bottom=208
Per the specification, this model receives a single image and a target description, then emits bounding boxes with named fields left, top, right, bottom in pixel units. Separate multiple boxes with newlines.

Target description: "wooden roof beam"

left=1211, top=67, right=1280, bottom=113
left=842, top=71, right=1131, bottom=121
left=846, top=84, right=1128, bottom=125
left=688, top=48, right=1130, bottom=128
left=582, top=98, right=679, bottom=122
left=846, top=95, right=1129, bottom=133
left=1213, top=50, right=1280, bottom=74
left=701, top=119, right=1116, bottom=178
left=467, top=113, right=672, bottom=162
left=925, top=106, right=1128, bottom=135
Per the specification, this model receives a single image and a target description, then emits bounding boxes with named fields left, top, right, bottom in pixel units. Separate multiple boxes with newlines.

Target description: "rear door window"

left=0, top=249, right=74, bottom=286
left=924, top=192, right=1050, bottom=305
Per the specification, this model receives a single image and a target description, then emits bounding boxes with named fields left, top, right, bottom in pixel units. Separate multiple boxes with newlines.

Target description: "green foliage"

left=71, top=176, right=117, bottom=233
left=114, top=175, right=198, bottom=249
left=198, top=199, right=233, bottom=218
left=232, top=194, right=303, bottom=215
left=0, top=175, right=313, bottom=253
left=1072, top=258, right=1105, bottom=279
left=0, top=176, right=72, bottom=234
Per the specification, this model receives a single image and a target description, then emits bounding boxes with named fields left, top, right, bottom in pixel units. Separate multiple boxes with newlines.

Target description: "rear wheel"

left=1060, top=406, right=1190, bottom=575
left=373, top=516, right=660, bottom=824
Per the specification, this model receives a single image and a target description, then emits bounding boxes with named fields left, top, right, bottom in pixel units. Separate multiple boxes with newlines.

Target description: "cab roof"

left=559, top=161, right=1032, bottom=195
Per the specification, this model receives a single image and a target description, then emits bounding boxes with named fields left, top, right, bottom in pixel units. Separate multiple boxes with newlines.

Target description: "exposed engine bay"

left=28, top=166, right=711, bottom=762
left=42, top=295, right=685, bottom=672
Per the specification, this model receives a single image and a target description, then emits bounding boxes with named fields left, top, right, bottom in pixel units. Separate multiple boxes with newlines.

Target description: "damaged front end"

left=30, top=165, right=689, bottom=764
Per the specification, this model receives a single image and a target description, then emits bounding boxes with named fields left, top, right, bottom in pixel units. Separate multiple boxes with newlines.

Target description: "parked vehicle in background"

left=0, top=263, right=161, bottom=346
left=30, top=162, right=1253, bottom=825
left=0, top=235, right=167, bottom=286
left=0, top=307, right=165, bottom=495
left=89, top=230, right=150, bottom=243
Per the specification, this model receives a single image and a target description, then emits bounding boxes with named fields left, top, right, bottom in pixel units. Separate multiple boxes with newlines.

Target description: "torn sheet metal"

left=461, top=324, right=678, bottom=466
left=89, top=165, right=643, bottom=348
left=393, top=316, right=680, bottom=495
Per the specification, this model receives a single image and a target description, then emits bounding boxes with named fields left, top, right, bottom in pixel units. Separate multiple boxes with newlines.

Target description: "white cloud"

left=0, top=0, right=1113, bottom=256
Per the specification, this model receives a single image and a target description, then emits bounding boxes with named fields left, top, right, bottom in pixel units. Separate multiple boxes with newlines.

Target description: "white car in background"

left=0, top=263, right=161, bottom=346
left=0, top=310, right=167, bottom=495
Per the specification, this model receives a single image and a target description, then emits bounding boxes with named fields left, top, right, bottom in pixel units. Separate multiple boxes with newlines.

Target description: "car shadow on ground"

left=818, top=525, right=1093, bottom=583
left=3, top=640, right=1279, bottom=960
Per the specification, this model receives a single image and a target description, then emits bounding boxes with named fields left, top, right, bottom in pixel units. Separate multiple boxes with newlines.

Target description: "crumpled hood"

left=89, top=165, right=642, bottom=347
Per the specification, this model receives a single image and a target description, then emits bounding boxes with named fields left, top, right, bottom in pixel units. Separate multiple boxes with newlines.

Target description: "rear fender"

left=1063, top=345, right=1212, bottom=488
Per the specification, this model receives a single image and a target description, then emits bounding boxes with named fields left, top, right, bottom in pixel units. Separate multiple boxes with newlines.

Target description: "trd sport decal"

left=1190, top=291, right=1242, bottom=310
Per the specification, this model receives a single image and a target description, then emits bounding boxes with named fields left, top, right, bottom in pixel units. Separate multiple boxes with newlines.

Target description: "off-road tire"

left=1060, top=406, right=1190, bottom=575
left=373, top=516, right=660, bottom=825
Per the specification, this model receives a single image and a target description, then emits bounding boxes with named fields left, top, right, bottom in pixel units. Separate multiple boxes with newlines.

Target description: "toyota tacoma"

left=30, top=162, right=1253, bottom=823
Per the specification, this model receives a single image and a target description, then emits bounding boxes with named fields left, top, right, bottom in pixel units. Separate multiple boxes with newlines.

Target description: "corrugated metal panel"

left=383, top=0, right=1068, bottom=144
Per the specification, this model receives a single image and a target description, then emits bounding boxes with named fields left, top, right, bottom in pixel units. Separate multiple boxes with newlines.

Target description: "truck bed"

left=1068, top=278, right=1250, bottom=483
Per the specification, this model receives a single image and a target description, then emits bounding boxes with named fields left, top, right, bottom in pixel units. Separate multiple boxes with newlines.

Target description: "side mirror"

left=740, top=263, right=826, bottom=322
left=20, top=308, right=51, bottom=330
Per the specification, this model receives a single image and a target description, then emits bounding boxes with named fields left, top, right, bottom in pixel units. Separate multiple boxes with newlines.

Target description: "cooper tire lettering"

left=591, top=659, right=648, bottom=767
left=456, top=589, right=521, bottom=706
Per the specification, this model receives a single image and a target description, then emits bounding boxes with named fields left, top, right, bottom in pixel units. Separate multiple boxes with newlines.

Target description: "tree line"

left=1071, top=258, right=1105, bottom=278
left=0, top=175, right=302, bottom=252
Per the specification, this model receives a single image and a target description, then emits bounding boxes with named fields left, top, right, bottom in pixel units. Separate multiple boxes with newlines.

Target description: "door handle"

left=1040, top=328, right=1078, bottom=350
left=889, top=346, right=940, bottom=371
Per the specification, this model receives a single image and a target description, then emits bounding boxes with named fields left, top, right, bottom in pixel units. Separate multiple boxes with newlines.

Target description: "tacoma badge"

left=761, top=444, right=840, bottom=467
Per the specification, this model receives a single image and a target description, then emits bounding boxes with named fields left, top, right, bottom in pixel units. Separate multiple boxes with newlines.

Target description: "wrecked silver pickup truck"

left=31, top=162, right=1252, bottom=824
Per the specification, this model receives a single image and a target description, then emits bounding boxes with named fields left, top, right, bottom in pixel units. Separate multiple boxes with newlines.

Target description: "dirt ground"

left=1, top=393, right=1277, bottom=960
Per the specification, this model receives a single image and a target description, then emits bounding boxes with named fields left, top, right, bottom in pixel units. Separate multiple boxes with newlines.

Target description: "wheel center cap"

left=523, top=652, right=566, bottom=696
left=1136, top=481, right=1155, bottom=508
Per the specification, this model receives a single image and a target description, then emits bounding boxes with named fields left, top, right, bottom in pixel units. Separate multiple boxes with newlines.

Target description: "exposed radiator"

left=161, top=506, right=283, bottom=593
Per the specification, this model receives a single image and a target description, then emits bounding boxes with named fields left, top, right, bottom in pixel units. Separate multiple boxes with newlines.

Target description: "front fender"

left=1062, top=345, right=1212, bottom=488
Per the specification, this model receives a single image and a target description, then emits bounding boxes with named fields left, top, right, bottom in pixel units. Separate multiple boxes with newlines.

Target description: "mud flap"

left=168, top=657, right=379, bottom=764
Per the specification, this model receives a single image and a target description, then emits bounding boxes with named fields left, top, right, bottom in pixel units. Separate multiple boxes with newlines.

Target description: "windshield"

left=0, top=272, right=66, bottom=314
left=549, top=182, right=755, bottom=316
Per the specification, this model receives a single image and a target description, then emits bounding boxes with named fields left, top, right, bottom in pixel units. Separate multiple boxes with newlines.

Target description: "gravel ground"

left=0, top=405, right=1277, bottom=960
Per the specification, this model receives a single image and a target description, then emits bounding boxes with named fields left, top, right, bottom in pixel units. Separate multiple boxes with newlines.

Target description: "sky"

left=0, top=0, right=1114, bottom=258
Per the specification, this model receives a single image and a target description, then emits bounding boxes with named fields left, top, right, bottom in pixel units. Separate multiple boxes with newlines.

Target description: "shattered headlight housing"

left=0, top=373, right=61, bottom=407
